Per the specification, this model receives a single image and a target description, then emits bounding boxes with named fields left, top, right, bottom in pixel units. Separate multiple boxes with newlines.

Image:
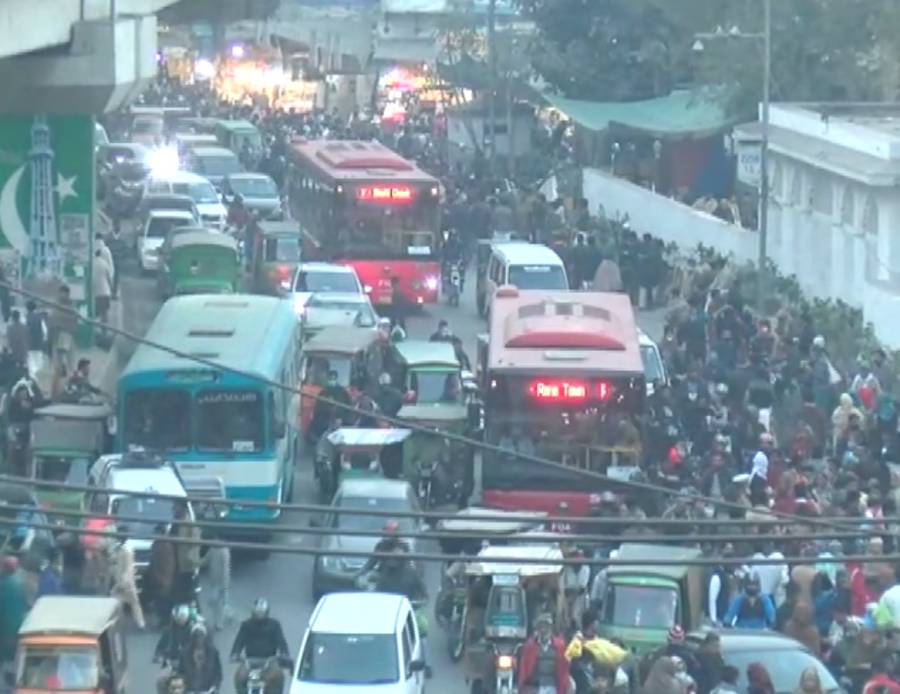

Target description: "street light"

left=694, top=0, right=771, bottom=307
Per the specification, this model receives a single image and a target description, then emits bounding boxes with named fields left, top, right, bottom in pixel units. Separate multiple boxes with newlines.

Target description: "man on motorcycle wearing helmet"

left=231, top=598, right=290, bottom=694
left=154, top=605, right=194, bottom=694
left=357, top=520, right=410, bottom=578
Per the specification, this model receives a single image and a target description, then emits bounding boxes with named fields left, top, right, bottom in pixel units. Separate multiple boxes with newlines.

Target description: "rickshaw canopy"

left=437, top=507, right=547, bottom=535
left=256, top=220, right=301, bottom=237
left=20, top=597, right=120, bottom=638
left=464, top=544, right=564, bottom=578
left=33, top=403, right=112, bottom=421
left=170, top=230, right=238, bottom=252
left=397, top=404, right=468, bottom=423
left=30, top=419, right=103, bottom=454
left=395, top=340, right=459, bottom=369
left=607, top=543, right=702, bottom=580
left=325, top=428, right=412, bottom=449
left=303, top=327, right=377, bottom=356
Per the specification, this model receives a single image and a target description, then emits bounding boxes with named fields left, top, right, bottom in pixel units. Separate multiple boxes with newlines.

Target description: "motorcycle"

left=435, top=571, right=467, bottom=661
left=417, top=459, right=436, bottom=510
left=241, top=655, right=293, bottom=694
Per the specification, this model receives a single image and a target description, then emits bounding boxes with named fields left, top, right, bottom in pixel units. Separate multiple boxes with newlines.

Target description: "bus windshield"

left=196, top=390, right=264, bottom=452
left=123, top=390, right=191, bottom=451
left=328, top=198, right=438, bottom=261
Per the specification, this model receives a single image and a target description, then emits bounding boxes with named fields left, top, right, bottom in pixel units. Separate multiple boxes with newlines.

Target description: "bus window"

left=196, top=390, right=264, bottom=452
left=123, top=390, right=190, bottom=451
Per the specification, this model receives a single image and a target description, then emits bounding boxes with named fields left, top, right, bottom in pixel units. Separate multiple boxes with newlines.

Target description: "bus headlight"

left=496, top=655, right=515, bottom=671
left=424, top=276, right=438, bottom=291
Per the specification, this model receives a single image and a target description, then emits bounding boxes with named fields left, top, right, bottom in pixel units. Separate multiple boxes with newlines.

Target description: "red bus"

left=287, top=139, right=441, bottom=306
left=476, top=287, right=646, bottom=520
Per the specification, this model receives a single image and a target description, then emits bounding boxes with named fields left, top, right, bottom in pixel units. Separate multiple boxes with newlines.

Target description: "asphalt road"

left=115, top=251, right=666, bottom=693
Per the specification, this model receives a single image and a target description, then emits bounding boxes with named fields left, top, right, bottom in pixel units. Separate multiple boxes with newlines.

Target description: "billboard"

left=0, top=115, right=94, bottom=279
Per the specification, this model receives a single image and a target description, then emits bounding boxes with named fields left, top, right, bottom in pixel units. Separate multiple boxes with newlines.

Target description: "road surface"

left=117, top=257, right=666, bottom=693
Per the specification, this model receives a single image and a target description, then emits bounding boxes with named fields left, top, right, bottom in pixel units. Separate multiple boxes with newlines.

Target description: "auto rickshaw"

left=251, top=220, right=302, bottom=295
left=394, top=340, right=466, bottom=406
left=597, top=543, right=704, bottom=654
left=314, top=427, right=411, bottom=501
left=299, top=327, right=377, bottom=440
left=28, top=403, right=113, bottom=514
left=12, top=596, right=127, bottom=694
left=457, top=544, right=565, bottom=694
left=158, top=230, right=240, bottom=297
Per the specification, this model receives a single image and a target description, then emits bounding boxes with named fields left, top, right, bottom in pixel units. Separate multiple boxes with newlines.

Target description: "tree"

left=519, top=0, right=898, bottom=111
left=516, top=0, right=726, bottom=101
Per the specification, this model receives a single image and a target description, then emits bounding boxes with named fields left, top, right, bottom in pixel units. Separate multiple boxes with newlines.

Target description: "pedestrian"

left=202, top=541, right=232, bottom=631
left=641, top=656, right=688, bottom=694
left=694, top=633, right=725, bottom=694
left=723, top=575, right=775, bottom=629
left=561, top=545, right=590, bottom=633
left=36, top=551, right=64, bottom=598
left=709, top=665, right=740, bottom=693
left=518, top=613, right=570, bottom=694
left=782, top=601, right=821, bottom=656
left=747, top=662, right=775, bottom=694
left=48, top=283, right=77, bottom=395
left=6, top=308, right=29, bottom=368
left=592, top=254, right=623, bottom=293
left=143, top=525, right=175, bottom=625
left=170, top=501, right=201, bottom=605
left=25, top=300, right=47, bottom=377
left=92, top=249, right=113, bottom=325
left=0, top=556, right=28, bottom=667
left=794, top=666, right=825, bottom=694
left=95, top=233, right=115, bottom=297
left=109, top=538, right=145, bottom=629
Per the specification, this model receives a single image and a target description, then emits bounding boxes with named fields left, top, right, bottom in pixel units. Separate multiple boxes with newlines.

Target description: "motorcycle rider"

left=309, top=369, right=352, bottom=441
left=374, top=548, right=431, bottom=678
left=373, top=372, right=403, bottom=418
left=357, top=520, right=411, bottom=577
left=230, top=598, right=290, bottom=694
left=177, top=622, right=222, bottom=694
left=154, top=605, right=195, bottom=694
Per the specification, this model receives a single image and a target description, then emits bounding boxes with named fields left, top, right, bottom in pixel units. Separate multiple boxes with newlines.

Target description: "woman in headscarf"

left=831, top=393, right=862, bottom=451
left=640, top=656, right=688, bottom=694
left=747, top=662, right=775, bottom=694
left=794, top=666, right=825, bottom=694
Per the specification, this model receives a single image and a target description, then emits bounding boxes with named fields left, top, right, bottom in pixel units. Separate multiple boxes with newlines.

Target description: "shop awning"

left=373, top=37, right=439, bottom=64
left=542, top=87, right=738, bottom=138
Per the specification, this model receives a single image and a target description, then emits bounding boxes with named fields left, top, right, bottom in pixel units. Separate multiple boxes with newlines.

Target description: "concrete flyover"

left=0, top=0, right=182, bottom=113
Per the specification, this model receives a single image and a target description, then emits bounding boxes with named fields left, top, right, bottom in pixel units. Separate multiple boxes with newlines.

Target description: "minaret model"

left=28, top=115, right=60, bottom=277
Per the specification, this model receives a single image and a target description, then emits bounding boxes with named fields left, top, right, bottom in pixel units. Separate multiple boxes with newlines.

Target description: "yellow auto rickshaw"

left=12, top=597, right=126, bottom=694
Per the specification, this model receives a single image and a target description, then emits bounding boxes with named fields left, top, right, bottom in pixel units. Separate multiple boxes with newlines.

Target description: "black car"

left=686, top=629, right=843, bottom=693
left=106, top=160, right=151, bottom=217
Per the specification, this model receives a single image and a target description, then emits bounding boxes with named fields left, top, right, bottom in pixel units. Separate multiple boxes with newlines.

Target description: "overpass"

left=0, top=0, right=181, bottom=113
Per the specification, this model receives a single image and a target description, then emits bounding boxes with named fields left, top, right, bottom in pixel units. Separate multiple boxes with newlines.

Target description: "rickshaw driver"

left=309, top=370, right=352, bottom=440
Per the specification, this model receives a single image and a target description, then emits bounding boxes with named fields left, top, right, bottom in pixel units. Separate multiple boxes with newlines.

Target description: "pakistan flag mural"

left=0, top=115, right=94, bottom=279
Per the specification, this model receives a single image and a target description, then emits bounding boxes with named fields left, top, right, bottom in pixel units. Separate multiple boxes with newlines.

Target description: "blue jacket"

left=723, top=592, right=775, bottom=629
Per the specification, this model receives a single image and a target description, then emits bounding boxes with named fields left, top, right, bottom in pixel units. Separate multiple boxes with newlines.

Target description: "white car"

left=301, top=292, right=378, bottom=338
left=84, top=452, right=195, bottom=573
left=291, top=592, right=426, bottom=694
left=145, top=171, right=227, bottom=229
left=291, top=263, right=364, bottom=316
left=139, top=209, right=195, bottom=272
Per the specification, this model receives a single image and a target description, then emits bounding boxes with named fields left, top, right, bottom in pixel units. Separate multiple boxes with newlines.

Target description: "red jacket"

left=517, top=636, right=569, bottom=694
left=848, top=563, right=881, bottom=617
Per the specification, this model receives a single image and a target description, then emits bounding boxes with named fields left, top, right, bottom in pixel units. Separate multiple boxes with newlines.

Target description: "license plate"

left=550, top=521, right=572, bottom=533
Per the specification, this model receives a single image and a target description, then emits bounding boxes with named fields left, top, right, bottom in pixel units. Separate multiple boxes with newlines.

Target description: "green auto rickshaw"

left=251, top=220, right=302, bottom=295
left=314, top=427, right=411, bottom=501
left=28, top=402, right=114, bottom=514
left=158, top=230, right=240, bottom=297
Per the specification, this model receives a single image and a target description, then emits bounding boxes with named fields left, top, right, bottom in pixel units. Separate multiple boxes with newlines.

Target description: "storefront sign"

left=736, top=138, right=762, bottom=188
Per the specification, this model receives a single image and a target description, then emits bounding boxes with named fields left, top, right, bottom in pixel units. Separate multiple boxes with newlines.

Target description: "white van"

left=145, top=171, right=227, bottom=229
left=479, top=242, right=569, bottom=317
left=291, top=592, right=426, bottom=694
left=638, top=328, right=668, bottom=394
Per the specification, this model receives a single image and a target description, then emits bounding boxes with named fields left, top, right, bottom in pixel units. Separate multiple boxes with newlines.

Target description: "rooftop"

left=310, top=592, right=407, bottom=634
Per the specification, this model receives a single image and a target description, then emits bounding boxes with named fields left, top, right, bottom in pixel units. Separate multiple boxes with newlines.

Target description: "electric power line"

left=0, top=280, right=879, bottom=539
left=0, top=515, right=894, bottom=568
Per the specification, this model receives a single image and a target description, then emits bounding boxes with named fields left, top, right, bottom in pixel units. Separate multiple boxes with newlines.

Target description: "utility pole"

left=756, top=0, right=772, bottom=308
left=486, top=0, right=497, bottom=171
